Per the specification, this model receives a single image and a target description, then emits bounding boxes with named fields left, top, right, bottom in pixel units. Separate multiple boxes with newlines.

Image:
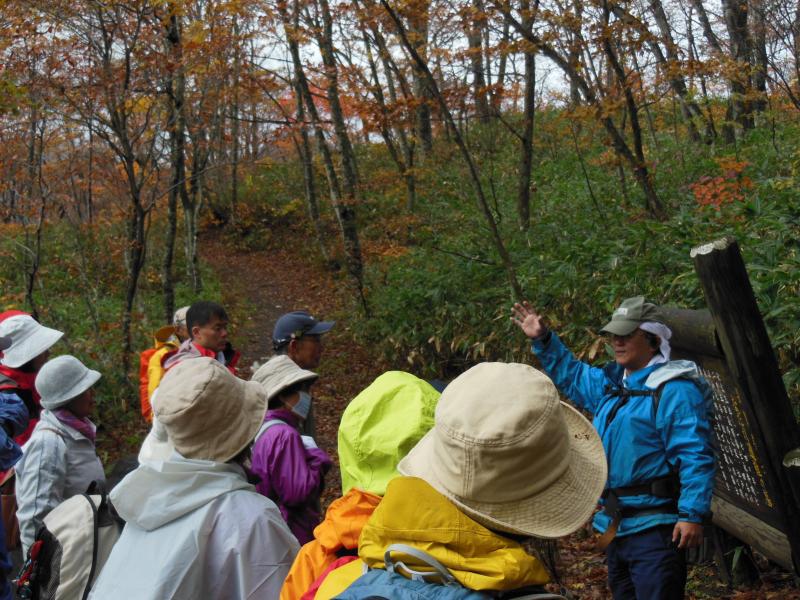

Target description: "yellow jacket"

left=315, top=477, right=549, bottom=599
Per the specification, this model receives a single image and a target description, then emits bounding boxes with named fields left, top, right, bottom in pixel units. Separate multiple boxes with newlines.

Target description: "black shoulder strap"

left=604, top=385, right=657, bottom=428
left=81, top=493, right=100, bottom=600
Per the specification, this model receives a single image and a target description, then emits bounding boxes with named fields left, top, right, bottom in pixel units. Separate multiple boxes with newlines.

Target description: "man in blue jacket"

left=512, top=296, right=715, bottom=600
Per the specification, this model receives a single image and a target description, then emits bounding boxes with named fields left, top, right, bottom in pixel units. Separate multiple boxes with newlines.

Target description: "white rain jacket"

left=15, top=409, right=105, bottom=553
left=89, top=453, right=300, bottom=600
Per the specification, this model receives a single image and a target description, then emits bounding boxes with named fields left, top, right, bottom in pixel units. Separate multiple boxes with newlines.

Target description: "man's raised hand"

left=511, top=301, right=547, bottom=339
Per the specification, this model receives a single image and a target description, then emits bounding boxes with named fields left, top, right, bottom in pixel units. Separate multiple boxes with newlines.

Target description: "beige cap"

left=155, top=357, right=267, bottom=463
left=173, top=306, right=189, bottom=328
left=251, top=355, right=318, bottom=400
left=399, top=362, right=607, bottom=539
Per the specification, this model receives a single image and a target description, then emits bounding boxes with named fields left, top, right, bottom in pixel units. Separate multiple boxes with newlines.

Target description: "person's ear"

left=190, top=325, right=200, bottom=340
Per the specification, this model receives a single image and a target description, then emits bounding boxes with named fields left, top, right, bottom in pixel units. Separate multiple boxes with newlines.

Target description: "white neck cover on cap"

left=639, top=321, right=673, bottom=367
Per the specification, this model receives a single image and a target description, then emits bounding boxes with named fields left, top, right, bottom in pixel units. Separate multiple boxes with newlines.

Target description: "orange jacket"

left=280, top=488, right=381, bottom=600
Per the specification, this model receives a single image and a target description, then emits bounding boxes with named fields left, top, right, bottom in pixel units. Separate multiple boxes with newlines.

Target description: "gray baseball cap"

left=600, top=296, right=664, bottom=336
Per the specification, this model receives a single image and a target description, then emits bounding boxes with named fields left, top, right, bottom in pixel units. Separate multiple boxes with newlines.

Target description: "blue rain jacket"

left=0, top=391, right=29, bottom=470
left=532, top=333, right=715, bottom=537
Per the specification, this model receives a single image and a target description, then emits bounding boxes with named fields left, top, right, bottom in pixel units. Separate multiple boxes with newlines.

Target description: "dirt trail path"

left=200, top=229, right=381, bottom=504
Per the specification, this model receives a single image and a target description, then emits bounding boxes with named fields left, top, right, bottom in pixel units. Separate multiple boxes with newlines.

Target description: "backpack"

left=333, top=544, right=565, bottom=600
left=138, top=326, right=178, bottom=423
left=138, top=347, right=159, bottom=422
left=15, top=485, right=124, bottom=600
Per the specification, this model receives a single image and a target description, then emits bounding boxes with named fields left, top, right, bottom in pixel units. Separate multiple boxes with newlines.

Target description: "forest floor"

left=200, top=228, right=799, bottom=600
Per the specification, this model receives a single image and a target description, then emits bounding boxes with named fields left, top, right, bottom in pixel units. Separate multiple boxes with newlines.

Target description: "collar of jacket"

left=39, top=409, right=92, bottom=442
left=621, top=362, right=662, bottom=386
left=192, top=342, right=218, bottom=359
left=358, top=476, right=550, bottom=591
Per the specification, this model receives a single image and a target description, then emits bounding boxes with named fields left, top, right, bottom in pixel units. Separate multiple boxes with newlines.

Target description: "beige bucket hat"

left=251, top=355, right=318, bottom=400
left=155, top=357, right=267, bottom=463
left=398, top=362, right=607, bottom=539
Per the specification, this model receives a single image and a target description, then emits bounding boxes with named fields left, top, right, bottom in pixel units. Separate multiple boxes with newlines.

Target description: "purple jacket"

left=250, top=408, right=332, bottom=544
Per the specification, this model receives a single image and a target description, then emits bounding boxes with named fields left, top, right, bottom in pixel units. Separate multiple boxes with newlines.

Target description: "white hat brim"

left=1, top=326, right=63, bottom=369
left=398, top=401, right=607, bottom=539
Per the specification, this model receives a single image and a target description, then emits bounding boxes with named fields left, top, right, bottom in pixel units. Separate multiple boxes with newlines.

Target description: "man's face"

left=192, top=316, right=228, bottom=353
left=288, top=334, right=323, bottom=369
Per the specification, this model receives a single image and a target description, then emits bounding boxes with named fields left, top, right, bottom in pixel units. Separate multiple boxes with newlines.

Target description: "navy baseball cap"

left=272, top=311, right=335, bottom=349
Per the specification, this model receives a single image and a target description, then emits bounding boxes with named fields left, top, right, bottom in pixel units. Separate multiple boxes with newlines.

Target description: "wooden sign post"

left=688, top=237, right=800, bottom=573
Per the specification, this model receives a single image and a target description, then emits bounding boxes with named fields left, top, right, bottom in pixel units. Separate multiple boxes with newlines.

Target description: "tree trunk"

left=162, top=10, right=186, bottom=324
left=501, top=5, right=665, bottom=219
left=492, top=19, right=510, bottom=110
left=293, top=82, right=329, bottom=262
left=405, top=0, right=433, bottom=155
left=749, top=0, right=768, bottom=113
left=601, top=1, right=665, bottom=219
left=230, top=21, right=241, bottom=223
left=282, top=0, right=367, bottom=309
left=466, top=0, right=491, bottom=123
left=689, top=0, right=740, bottom=140
left=352, top=9, right=418, bottom=212
left=516, top=37, right=535, bottom=231
left=380, top=0, right=524, bottom=299
left=722, top=0, right=755, bottom=129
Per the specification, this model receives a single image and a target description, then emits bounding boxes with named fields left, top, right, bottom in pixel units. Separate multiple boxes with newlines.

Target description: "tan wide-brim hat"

left=156, top=357, right=267, bottom=463
left=398, top=362, right=607, bottom=539
left=251, top=355, right=318, bottom=400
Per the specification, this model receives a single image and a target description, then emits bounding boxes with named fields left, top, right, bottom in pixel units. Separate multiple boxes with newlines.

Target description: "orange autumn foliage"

left=690, top=157, right=753, bottom=208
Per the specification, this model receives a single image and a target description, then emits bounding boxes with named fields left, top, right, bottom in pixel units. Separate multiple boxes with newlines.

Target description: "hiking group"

left=0, top=295, right=716, bottom=599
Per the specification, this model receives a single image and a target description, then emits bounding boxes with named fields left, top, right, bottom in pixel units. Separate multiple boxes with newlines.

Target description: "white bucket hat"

left=156, top=357, right=267, bottom=463
left=251, top=355, right=318, bottom=400
left=0, top=314, right=63, bottom=369
left=398, top=362, right=607, bottom=539
left=36, top=355, right=101, bottom=410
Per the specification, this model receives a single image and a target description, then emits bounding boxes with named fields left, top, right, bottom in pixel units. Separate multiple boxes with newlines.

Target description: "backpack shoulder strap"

left=254, top=419, right=289, bottom=444
left=36, top=427, right=67, bottom=441
left=384, top=543, right=459, bottom=586
left=81, top=493, right=100, bottom=600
